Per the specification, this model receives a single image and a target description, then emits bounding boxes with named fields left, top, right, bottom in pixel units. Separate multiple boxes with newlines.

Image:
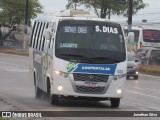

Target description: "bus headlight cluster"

left=117, top=89, right=122, bottom=94
left=113, top=74, right=126, bottom=81
left=58, top=85, right=63, bottom=91
left=54, top=70, right=69, bottom=78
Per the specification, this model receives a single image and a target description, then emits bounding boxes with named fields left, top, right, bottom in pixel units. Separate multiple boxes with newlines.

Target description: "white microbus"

left=124, top=26, right=160, bottom=50
left=29, top=10, right=127, bottom=108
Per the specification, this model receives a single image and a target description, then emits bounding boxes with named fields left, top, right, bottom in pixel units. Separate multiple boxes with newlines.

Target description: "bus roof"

left=35, top=9, right=121, bottom=25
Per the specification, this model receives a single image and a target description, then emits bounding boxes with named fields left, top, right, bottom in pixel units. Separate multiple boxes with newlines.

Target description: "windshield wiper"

left=59, top=54, right=93, bottom=63
left=90, top=57, right=119, bottom=63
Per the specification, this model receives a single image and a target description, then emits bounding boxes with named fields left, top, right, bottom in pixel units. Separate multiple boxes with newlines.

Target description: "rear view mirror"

left=44, top=40, right=50, bottom=53
left=135, top=60, right=138, bottom=63
left=142, top=53, right=146, bottom=56
left=44, top=29, right=53, bottom=40
left=126, top=32, right=134, bottom=44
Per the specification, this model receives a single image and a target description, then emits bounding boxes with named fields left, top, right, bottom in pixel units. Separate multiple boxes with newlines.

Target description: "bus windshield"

left=143, top=29, right=160, bottom=43
left=55, top=20, right=126, bottom=64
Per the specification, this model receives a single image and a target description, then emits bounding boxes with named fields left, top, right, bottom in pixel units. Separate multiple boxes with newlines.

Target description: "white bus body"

left=29, top=10, right=127, bottom=108
left=124, top=26, right=160, bottom=50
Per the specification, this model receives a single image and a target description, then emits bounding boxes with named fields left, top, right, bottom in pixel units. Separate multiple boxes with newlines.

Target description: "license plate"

left=84, top=82, right=97, bottom=88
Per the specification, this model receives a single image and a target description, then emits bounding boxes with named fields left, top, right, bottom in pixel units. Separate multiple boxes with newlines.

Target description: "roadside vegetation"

left=0, top=47, right=28, bottom=56
left=67, top=0, right=147, bottom=18
left=139, top=64, right=160, bottom=77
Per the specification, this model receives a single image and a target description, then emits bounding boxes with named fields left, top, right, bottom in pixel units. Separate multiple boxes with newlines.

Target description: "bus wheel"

left=35, top=86, right=41, bottom=99
left=110, top=98, right=120, bottom=108
left=134, top=75, right=138, bottom=80
left=50, top=94, right=59, bottom=105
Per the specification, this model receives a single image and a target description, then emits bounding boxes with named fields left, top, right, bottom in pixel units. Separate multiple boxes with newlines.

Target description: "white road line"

left=0, top=53, right=28, bottom=58
left=131, top=87, right=160, bottom=93
left=123, top=99, right=160, bottom=110
left=121, top=101, right=149, bottom=110
left=5, top=68, right=29, bottom=72
left=0, top=61, right=28, bottom=69
left=140, top=74, right=160, bottom=80
left=128, top=90, right=160, bottom=100
left=0, top=66, right=29, bottom=72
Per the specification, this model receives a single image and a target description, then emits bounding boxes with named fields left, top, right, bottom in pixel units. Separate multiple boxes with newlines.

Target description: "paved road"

left=0, top=53, right=160, bottom=119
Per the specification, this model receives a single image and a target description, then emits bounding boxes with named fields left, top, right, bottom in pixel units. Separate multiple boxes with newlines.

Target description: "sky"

left=39, top=0, right=160, bottom=22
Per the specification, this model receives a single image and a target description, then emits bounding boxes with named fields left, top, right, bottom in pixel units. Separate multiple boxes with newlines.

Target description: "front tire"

left=34, top=72, right=41, bottom=99
left=134, top=75, right=138, bottom=80
left=35, top=86, right=41, bottom=99
left=50, top=95, right=59, bottom=105
left=110, top=98, right=120, bottom=108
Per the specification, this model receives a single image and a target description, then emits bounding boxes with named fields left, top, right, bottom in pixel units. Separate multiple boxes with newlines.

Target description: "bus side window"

left=36, top=22, right=43, bottom=50
left=39, top=23, right=46, bottom=50
left=33, top=22, right=40, bottom=49
left=41, top=23, right=49, bottom=51
left=30, top=21, right=36, bottom=47
left=31, top=21, right=39, bottom=48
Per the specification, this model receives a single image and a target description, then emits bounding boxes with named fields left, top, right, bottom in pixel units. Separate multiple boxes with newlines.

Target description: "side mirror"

left=126, top=32, right=135, bottom=44
left=44, top=40, right=50, bottom=53
left=135, top=60, right=138, bottom=63
left=44, top=29, right=53, bottom=40
left=142, top=53, right=146, bottom=56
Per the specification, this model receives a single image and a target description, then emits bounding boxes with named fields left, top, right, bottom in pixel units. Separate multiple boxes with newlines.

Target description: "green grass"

left=139, top=64, right=160, bottom=77
left=0, top=47, right=28, bottom=56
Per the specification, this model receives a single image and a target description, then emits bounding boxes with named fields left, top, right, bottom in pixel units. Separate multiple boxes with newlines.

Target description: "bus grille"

left=76, top=86, right=105, bottom=94
left=73, top=73, right=109, bottom=82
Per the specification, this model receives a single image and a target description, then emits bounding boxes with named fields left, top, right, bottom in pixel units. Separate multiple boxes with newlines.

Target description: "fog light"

left=58, top=85, right=63, bottom=91
left=136, top=71, right=139, bottom=74
left=117, top=89, right=122, bottom=94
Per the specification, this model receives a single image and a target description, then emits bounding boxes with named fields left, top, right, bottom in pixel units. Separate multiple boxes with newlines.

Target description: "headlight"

left=54, top=70, right=69, bottom=78
left=117, top=89, right=122, bottom=94
left=55, top=70, right=62, bottom=75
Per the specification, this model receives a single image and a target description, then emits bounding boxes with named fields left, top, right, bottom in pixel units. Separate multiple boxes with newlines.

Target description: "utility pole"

left=128, top=0, right=133, bottom=32
left=25, top=0, right=29, bottom=34
left=23, top=0, right=29, bottom=50
left=74, top=2, right=77, bottom=10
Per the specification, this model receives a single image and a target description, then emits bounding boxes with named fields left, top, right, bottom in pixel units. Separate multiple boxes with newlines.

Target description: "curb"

left=0, top=53, right=28, bottom=58
left=140, top=74, right=160, bottom=79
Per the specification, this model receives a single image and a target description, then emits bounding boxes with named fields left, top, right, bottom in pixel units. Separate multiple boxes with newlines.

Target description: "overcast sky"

left=39, top=0, right=160, bottom=22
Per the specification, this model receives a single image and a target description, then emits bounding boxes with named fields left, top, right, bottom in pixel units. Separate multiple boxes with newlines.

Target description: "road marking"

left=140, top=74, right=160, bottom=80
left=123, top=98, right=160, bottom=110
left=128, top=90, right=160, bottom=100
left=121, top=101, right=148, bottom=110
left=0, top=66, right=28, bottom=72
left=0, top=53, right=28, bottom=58
left=131, top=87, right=160, bottom=93
left=0, top=61, right=28, bottom=69
left=5, top=68, right=29, bottom=72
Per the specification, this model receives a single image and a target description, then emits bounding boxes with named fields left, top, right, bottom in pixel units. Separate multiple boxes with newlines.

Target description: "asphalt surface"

left=0, top=53, right=160, bottom=120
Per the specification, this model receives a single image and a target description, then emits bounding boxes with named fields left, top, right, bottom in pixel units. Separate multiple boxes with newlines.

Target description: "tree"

left=0, top=0, right=43, bottom=25
left=0, top=0, right=43, bottom=46
left=66, top=0, right=84, bottom=10
left=66, top=0, right=147, bottom=18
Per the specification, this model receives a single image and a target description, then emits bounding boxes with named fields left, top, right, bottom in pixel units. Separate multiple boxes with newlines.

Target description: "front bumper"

left=127, top=68, right=138, bottom=75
